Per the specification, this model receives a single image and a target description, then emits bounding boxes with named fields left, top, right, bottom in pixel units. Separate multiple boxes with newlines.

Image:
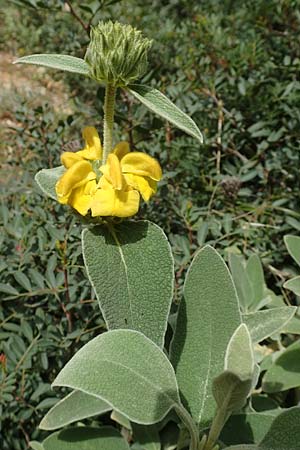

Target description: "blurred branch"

left=65, top=0, right=90, bottom=35
left=65, top=0, right=105, bottom=36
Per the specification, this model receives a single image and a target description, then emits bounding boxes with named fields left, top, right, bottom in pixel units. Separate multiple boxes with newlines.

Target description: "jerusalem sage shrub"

left=5, top=13, right=300, bottom=450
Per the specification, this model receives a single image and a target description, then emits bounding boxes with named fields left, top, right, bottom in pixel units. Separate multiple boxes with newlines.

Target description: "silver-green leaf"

left=246, top=254, right=265, bottom=310
left=82, top=221, right=174, bottom=348
left=128, top=84, right=203, bottom=143
left=220, top=411, right=277, bottom=446
left=226, top=407, right=300, bottom=450
left=284, top=234, right=300, bottom=267
left=242, top=307, right=297, bottom=343
left=131, top=423, right=161, bottom=450
left=29, top=442, right=44, bottom=450
left=42, top=426, right=130, bottom=450
left=212, top=371, right=253, bottom=415
left=39, top=390, right=111, bottom=430
left=53, top=330, right=180, bottom=425
left=225, top=324, right=254, bottom=380
left=262, top=340, right=300, bottom=393
left=35, top=166, right=65, bottom=200
left=259, top=406, right=300, bottom=450
left=170, top=245, right=241, bottom=429
left=14, top=54, right=90, bottom=75
left=284, top=276, right=300, bottom=295
left=228, top=253, right=253, bottom=312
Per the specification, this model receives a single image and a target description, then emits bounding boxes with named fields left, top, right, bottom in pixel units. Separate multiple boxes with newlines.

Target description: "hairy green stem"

left=175, top=405, right=199, bottom=450
left=204, top=407, right=228, bottom=450
left=102, top=83, right=116, bottom=164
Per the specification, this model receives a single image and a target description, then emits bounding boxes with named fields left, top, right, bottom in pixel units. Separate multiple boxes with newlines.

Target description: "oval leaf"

left=35, top=166, right=65, bottom=200
left=29, top=442, right=44, bottom=450
left=262, top=340, right=300, bottom=393
left=259, top=407, right=300, bottom=450
left=43, top=426, right=130, bottom=450
left=243, top=307, right=297, bottom=343
left=220, top=412, right=276, bottom=445
left=225, top=324, right=254, bottom=380
left=284, top=234, right=300, bottom=267
left=284, top=276, right=300, bottom=295
left=170, top=245, right=241, bottom=429
left=82, top=221, right=174, bottom=348
left=14, top=54, right=90, bottom=75
left=131, top=423, right=160, bottom=450
left=246, top=254, right=265, bottom=310
left=53, top=330, right=180, bottom=425
left=212, top=371, right=253, bottom=414
left=39, top=390, right=111, bottom=430
left=128, top=84, right=203, bottom=143
left=283, top=307, right=300, bottom=334
left=229, top=253, right=253, bottom=312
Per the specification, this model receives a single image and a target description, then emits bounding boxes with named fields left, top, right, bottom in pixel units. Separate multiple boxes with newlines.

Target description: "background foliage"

left=0, top=0, right=299, bottom=448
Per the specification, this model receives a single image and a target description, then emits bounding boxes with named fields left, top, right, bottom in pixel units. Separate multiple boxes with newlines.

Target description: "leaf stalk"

left=175, top=405, right=199, bottom=450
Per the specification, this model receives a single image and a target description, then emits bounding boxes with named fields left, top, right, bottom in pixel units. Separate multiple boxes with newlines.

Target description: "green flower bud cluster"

left=85, top=21, right=152, bottom=86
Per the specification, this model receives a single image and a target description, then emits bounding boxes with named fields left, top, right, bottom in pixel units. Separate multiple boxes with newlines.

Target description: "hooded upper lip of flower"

left=55, top=127, right=162, bottom=218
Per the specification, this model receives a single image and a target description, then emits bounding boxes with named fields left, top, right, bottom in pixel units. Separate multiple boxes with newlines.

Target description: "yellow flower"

left=90, top=142, right=162, bottom=217
left=55, top=127, right=162, bottom=218
left=56, top=127, right=101, bottom=215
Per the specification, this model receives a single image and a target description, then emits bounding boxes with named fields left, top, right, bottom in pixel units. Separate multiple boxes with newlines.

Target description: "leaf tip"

left=38, top=418, right=48, bottom=431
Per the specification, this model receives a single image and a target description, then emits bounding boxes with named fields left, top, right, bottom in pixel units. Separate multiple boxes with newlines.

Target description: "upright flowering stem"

left=103, top=83, right=116, bottom=164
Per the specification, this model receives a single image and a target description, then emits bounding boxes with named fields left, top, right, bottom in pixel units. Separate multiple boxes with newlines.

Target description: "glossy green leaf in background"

left=53, top=330, right=180, bottom=425
left=14, top=54, right=90, bottom=75
left=128, top=84, right=203, bottom=143
left=82, top=221, right=174, bottom=348
left=242, top=307, right=296, bottom=343
left=42, top=426, right=130, bottom=450
left=35, top=166, right=65, bottom=200
left=262, top=340, right=300, bottom=393
left=170, top=245, right=241, bottom=429
left=39, top=390, right=111, bottom=430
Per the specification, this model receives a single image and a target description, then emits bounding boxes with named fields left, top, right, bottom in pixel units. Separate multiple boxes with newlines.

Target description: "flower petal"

left=68, top=184, right=93, bottom=216
left=56, top=160, right=95, bottom=202
left=100, top=153, right=124, bottom=190
left=121, top=152, right=162, bottom=180
left=124, top=173, right=157, bottom=201
left=113, top=141, right=130, bottom=160
left=61, top=152, right=83, bottom=168
left=76, top=127, right=102, bottom=160
left=91, top=187, right=140, bottom=217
